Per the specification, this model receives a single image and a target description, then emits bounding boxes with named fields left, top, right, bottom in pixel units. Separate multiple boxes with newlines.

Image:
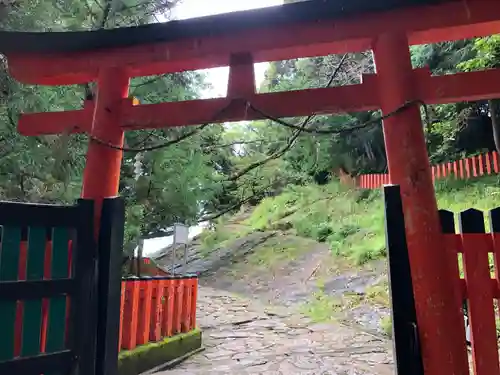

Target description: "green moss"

left=118, top=329, right=202, bottom=375
left=244, top=235, right=315, bottom=270
left=380, top=316, right=393, bottom=338
left=299, top=289, right=343, bottom=322
left=365, top=280, right=390, bottom=307
left=241, top=177, right=500, bottom=265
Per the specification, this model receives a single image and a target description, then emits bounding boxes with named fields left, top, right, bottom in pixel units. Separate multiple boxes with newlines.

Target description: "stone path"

left=160, top=287, right=393, bottom=375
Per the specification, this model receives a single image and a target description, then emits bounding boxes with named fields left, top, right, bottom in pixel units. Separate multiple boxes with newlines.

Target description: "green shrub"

left=380, top=316, right=393, bottom=337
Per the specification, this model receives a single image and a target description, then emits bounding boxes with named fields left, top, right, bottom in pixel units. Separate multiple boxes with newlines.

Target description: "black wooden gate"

left=0, top=197, right=125, bottom=375
left=383, top=185, right=424, bottom=375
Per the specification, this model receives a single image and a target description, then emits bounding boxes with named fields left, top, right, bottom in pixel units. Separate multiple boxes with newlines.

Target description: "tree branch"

left=228, top=54, right=348, bottom=182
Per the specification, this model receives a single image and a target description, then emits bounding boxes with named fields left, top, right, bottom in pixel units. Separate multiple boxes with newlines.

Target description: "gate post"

left=95, top=198, right=126, bottom=375
left=81, top=68, right=129, bottom=229
left=372, top=33, right=468, bottom=374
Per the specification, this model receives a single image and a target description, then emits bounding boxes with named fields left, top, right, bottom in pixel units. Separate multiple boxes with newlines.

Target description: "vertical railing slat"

left=137, top=278, right=153, bottom=346
left=21, top=227, right=46, bottom=357
left=46, top=228, right=70, bottom=356
left=485, top=152, right=492, bottom=175
left=182, top=277, right=192, bottom=333
left=191, top=277, right=198, bottom=330
left=14, top=242, right=27, bottom=357
left=119, top=281, right=125, bottom=350
left=165, top=279, right=174, bottom=337
left=122, top=279, right=140, bottom=350
left=151, top=278, right=164, bottom=342
left=0, top=227, right=22, bottom=362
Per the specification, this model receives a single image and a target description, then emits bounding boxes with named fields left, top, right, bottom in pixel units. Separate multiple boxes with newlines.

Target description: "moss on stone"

left=118, top=329, right=202, bottom=375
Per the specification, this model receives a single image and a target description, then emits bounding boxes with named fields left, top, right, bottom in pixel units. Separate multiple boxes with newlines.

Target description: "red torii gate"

left=2, top=0, right=500, bottom=373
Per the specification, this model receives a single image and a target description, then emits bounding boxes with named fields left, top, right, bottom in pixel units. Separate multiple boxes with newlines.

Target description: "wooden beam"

left=7, top=0, right=500, bottom=85
left=19, top=81, right=379, bottom=135
left=417, top=68, right=500, bottom=103
left=18, top=67, right=500, bottom=136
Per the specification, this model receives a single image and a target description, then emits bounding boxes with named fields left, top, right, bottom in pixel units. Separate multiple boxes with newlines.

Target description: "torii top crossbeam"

left=1, top=1, right=500, bottom=374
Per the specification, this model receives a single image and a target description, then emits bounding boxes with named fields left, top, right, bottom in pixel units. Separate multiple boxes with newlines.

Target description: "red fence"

left=119, top=276, right=198, bottom=351
left=357, top=151, right=500, bottom=189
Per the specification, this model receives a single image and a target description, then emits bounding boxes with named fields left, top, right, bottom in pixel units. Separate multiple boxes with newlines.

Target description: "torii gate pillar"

left=372, top=33, right=468, bottom=374
left=81, top=68, right=129, bottom=226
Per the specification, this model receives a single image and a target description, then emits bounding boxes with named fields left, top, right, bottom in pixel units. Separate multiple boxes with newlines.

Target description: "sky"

left=173, top=0, right=284, bottom=98
left=140, top=0, right=284, bottom=257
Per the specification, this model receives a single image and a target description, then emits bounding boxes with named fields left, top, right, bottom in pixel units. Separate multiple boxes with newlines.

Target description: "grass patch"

left=380, top=316, right=393, bottom=337
left=245, top=235, right=314, bottom=269
left=243, top=177, right=500, bottom=266
left=197, top=220, right=250, bottom=257
left=198, top=176, right=500, bottom=271
left=365, top=279, right=390, bottom=307
left=300, top=289, right=343, bottom=322
left=118, top=329, right=202, bottom=375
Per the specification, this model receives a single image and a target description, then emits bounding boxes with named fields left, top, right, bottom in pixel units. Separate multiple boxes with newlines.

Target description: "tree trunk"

left=488, top=99, right=500, bottom=155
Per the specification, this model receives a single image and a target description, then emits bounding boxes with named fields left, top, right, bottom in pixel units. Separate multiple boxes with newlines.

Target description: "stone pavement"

left=160, top=287, right=394, bottom=375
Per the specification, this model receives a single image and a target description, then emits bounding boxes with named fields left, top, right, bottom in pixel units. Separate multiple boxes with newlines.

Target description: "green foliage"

left=243, top=182, right=386, bottom=265
left=245, top=235, right=314, bottom=269
left=236, top=177, right=500, bottom=266
left=380, top=316, right=393, bottom=338
left=300, top=289, right=342, bottom=323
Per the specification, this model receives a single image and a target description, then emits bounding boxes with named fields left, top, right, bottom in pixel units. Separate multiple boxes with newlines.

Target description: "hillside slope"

left=165, top=177, right=500, bottom=335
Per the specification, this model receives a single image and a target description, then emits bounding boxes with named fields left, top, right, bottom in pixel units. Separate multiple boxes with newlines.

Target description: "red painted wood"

left=485, top=152, right=492, bottom=175
left=40, top=242, right=52, bottom=353
left=136, top=281, right=153, bottom=346
left=227, top=53, right=256, bottom=98
left=442, top=233, right=468, bottom=344
left=17, top=68, right=500, bottom=137
left=191, top=278, right=198, bottom=330
left=417, top=68, right=500, bottom=104
left=478, top=154, right=484, bottom=175
left=165, top=279, right=176, bottom=337
left=19, top=82, right=379, bottom=136
left=6, top=0, right=500, bottom=85
left=465, top=158, right=471, bottom=179
left=119, top=281, right=125, bottom=350
left=373, top=33, right=467, bottom=375
left=173, top=279, right=183, bottom=335
left=461, top=233, right=500, bottom=374
left=459, top=159, right=464, bottom=179
left=458, top=278, right=500, bottom=299
left=453, top=161, right=458, bottom=179
left=494, top=152, right=499, bottom=173
left=18, top=100, right=94, bottom=136
left=122, top=280, right=140, bottom=350
left=182, top=280, right=192, bottom=333
left=472, top=156, right=478, bottom=177
left=150, top=280, right=164, bottom=342
left=442, top=163, right=447, bottom=177
left=80, top=68, right=129, bottom=232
